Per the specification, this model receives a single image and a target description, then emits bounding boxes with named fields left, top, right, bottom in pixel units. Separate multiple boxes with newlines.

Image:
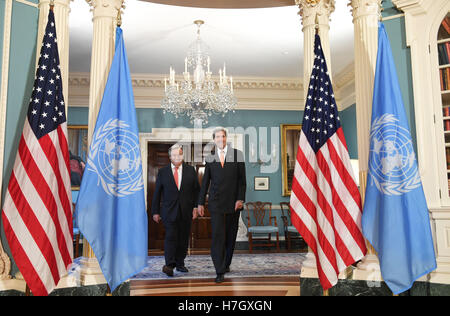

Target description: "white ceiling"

left=69, top=0, right=355, bottom=78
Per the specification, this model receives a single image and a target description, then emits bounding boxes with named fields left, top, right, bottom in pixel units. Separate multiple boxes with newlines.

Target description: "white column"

left=296, top=0, right=337, bottom=280
left=86, top=0, right=124, bottom=146
left=349, top=0, right=382, bottom=281
left=349, top=0, right=380, bottom=183
left=296, top=0, right=335, bottom=97
left=37, top=0, right=71, bottom=114
left=80, top=0, right=123, bottom=286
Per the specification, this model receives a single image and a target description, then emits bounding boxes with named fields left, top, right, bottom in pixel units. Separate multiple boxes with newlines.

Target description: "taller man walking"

left=198, top=128, right=246, bottom=283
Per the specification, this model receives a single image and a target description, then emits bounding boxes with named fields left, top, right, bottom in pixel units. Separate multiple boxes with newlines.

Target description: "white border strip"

left=381, top=13, right=405, bottom=22
left=15, top=0, right=38, bottom=8
left=0, top=0, right=13, bottom=278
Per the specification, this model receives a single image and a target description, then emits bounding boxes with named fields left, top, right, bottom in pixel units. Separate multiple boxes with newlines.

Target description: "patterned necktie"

left=174, top=166, right=179, bottom=189
left=220, top=150, right=225, bottom=168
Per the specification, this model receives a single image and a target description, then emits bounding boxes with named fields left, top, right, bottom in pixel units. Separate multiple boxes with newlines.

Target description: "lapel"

left=179, top=162, right=187, bottom=191
left=225, top=147, right=234, bottom=166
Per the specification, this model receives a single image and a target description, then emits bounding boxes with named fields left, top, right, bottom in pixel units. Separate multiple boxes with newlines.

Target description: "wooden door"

left=147, top=143, right=171, bottom=251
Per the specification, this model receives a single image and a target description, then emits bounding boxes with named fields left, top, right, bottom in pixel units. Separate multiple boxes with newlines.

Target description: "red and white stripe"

left=290, top=127, right=366, bottom=290
left=2, top=120, right=73, bottom=296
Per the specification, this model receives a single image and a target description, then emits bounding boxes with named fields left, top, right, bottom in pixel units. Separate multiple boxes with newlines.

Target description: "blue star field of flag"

left=302, top=34, right=341, bottom=153
left=27, top=10, right=66, bottom=139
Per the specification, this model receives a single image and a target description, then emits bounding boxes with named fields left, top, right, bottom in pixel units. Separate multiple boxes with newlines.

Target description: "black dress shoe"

left=215, top=274, right=225, bottom=283
left=162, top=265, right=174, bottom=277
left=176, top=266, right=189, bottom=273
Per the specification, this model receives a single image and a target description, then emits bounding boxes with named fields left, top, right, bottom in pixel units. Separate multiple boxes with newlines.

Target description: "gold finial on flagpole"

left=315, top=13, right=319, bottom=35
left=117, top=8, right=122, bottom=27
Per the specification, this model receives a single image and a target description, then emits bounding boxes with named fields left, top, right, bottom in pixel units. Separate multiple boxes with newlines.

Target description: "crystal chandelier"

left=161, top=20, right=237, bottom=125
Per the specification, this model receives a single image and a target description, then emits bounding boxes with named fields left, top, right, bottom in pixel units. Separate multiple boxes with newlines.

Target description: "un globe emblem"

left=87, top=119, right=144, bottom=197
left=368, top=114, right=421, bottom=196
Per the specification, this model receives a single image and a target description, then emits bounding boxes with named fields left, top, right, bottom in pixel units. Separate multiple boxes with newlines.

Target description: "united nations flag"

left=75, top=27, right=148, bottom=292
left=362, top=23, right=436, bottom=295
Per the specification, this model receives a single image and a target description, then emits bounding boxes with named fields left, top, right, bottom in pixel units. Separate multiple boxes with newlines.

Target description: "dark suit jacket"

left=151, top=163, right=200, bottom=223
left=198, top=147, right=246, bottom=214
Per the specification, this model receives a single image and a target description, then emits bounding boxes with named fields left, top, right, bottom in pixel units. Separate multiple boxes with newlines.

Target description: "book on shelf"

left=447, top=147, right=450, bottom=169
left=442, top=16, right=450, bottom=36
left=440, top=67, right=450, bottom=91
left=444, top=107, right=450, bottom=131
left=438, top=42, right=450, bottom=65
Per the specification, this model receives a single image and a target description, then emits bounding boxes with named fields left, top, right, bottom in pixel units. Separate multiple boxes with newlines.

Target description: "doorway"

left=146, top=141, right=213, bottom=254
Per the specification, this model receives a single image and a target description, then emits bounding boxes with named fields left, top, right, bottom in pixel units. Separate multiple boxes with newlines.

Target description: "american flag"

left=1, top=9, right=72, bottom=296
left=290, top=34, right=367, bottom=290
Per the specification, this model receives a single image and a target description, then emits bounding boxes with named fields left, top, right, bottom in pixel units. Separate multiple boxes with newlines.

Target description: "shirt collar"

left=218, top=145, right=228, bottom=156
left=171, top=163, right=182, bottom=170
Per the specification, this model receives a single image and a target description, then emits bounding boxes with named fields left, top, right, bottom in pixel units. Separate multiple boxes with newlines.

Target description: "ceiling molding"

left=68, top=73, right=302, bottom=90
left=138, top=0, right=296, bottom=9
left=391, top=0, right=432, bottom=15
left=333, top=62, right=354, bottom=90
left=68, top=68, right=355, bottom=111
left=68, top=72, right=305, bottom=111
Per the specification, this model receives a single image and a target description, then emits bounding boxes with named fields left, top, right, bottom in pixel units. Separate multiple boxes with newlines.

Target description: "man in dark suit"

left=151, top=144, right=200, bottom=277
left=198, top=128, right=246, bottom=283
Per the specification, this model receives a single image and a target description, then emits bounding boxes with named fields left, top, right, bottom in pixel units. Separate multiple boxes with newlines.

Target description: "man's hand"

left=193, top=208, right=198, bottom=220
left=235, top=200, right=244, bottom=211
left=198, top=205, right=205, bottom=217
left=152, top=214, right=161, bottom=223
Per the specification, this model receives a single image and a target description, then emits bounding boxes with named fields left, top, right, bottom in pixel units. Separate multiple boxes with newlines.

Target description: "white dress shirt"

left=171, top=163, right=182, bottom=190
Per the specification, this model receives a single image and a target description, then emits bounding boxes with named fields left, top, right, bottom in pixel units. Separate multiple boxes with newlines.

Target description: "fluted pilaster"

left=349, top=0, right=381, bottom=178
left=296, top=0, right=335, bottom=97
left=295, top=0, right=335, bottom=273
left=86, top=0, right=124, bottom=147
left=350, top=0, right=381, bottom=264
left=37, top=0, right=71, bottom=114
left=81, top=0, right=123, bottom=268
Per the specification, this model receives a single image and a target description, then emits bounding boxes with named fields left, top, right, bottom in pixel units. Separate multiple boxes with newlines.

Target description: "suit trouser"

left=210, top=211, right=240, bottom=275
left=163, top=212, right=191, bottom=268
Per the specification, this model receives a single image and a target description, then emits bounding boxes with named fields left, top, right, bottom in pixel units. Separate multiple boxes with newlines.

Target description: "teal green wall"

left=0, top=0, right=39, bottom=276
left=340, top=104, right=358, bottom=159
left=2, top=1, right=39, bottom=199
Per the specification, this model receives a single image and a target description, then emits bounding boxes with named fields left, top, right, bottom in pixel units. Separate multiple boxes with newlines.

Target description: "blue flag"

left=362, top=23, right=436, bottom=295
left=75, top=27, right=148, bottom=292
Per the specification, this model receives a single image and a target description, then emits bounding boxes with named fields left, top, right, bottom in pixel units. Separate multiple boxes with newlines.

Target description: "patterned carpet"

left=131, top=252, right=307, bottom=280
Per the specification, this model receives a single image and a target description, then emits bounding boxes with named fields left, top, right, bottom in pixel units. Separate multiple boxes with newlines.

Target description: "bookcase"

left=437, top=13, right=450, bottom=195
